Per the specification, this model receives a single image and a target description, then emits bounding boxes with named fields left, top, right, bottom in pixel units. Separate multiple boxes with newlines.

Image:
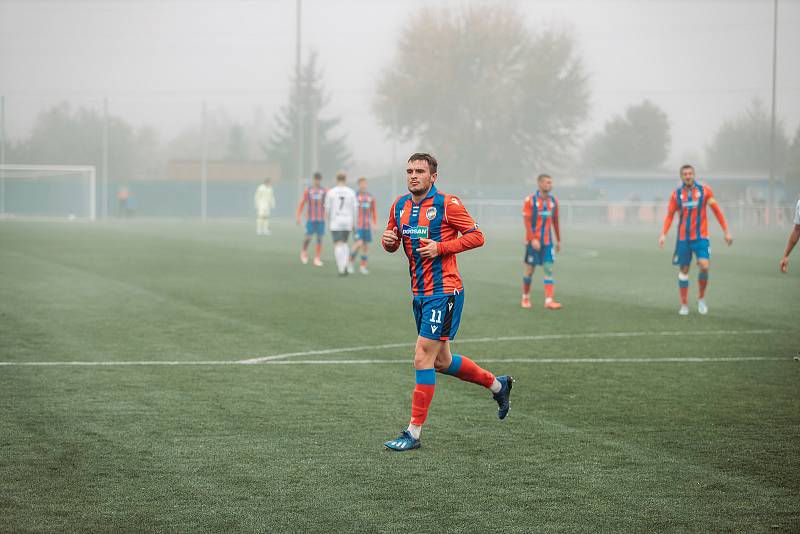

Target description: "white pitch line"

left=237, top=329, right=775, bottom=364
left=0, top=356, right=789, bottom=367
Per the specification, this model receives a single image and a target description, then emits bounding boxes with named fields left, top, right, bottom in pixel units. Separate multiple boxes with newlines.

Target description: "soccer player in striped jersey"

left=296, top=172, right=327, bottom=267
left=659, top=164, right=733, bottom=315
left=348, top=177, right=377, bottom=275
left=381, top=153, right=513, bottom=452
left=521, top=174, right=562, bottom=310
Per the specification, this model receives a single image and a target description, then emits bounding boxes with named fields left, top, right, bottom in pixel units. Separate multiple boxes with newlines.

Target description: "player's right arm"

left=780, top=200, right=800, bottom=273
left=296, top=188, right=307, bottom=225
left=522, top=196, right=535, bottom=243
left=382, top=200, right=401, bottom=253
left=659, top=191, right=679, bottom=248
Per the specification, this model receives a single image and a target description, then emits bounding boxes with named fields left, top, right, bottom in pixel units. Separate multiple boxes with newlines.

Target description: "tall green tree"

left=374, top=4, right=589, bottom=182
left=583, top=100, right=671, bottom=170
left=264, top=52, right=350, bottom=181
left=226, top=125, right=248, bottom=161
left=706, top=98, right=789, bottom=173
left=8, top=102, right=158, bottom=180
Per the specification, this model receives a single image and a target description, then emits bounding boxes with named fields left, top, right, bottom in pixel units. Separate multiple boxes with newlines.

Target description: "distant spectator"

left=254, top=178, right=276, bottom=235
left=116, top=186, right=130, bottom=217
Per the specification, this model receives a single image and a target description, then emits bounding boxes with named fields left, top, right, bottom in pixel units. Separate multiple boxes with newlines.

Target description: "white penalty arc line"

left=237, top=329, right=775, bottom=364
left=0, top=356, right=790, bottom=367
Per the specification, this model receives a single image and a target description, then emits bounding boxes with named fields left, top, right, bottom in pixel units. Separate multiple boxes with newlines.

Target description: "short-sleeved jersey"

left=794, top=199, right=800, bottom=225
left=300, top=186, right=327, bottom=222
left=523, top=192, right=559, bottom=246
left=356, top=192, right=377, bottom=230
left=666, top=183, right=716, bottom=241
left=386, top=185, right=480, bottom=297
left=324, top=185, right=358, bottom=231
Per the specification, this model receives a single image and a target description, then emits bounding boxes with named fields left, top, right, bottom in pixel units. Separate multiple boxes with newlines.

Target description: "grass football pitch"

left=1, top=218, right=798, bottom=533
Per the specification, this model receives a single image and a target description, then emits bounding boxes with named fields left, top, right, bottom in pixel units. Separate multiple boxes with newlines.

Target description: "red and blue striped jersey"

left=297, top=186, right=327, bottom=222
left=356, top=192, right=377, bottom=230
left=385, top=185, right=483, bottom=297
left=523, top=192, right=560, bottom=245
left=663, top=183, right=715, bottom=241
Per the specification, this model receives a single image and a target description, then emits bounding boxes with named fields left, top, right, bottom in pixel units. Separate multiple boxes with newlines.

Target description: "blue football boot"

left=493, top=375, right=514, bottom=419
left=384, top=430, right=421, bottom=452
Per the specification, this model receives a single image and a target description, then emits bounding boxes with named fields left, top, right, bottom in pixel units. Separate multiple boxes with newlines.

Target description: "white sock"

left=336, top=244, right=348, bottom=273
left=406, top=424, right=421, bottom=440
left=490, top=378, right=502, bottom=393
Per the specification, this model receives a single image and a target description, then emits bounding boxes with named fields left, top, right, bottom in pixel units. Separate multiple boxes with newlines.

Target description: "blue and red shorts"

left=413, top=291, right=465, bottom=341
left=355, top=228, right=372, bottom=243
left=672, top=238, right=710, bottom=266
left=305, top=220, right=325, bottom=237
left=525, top=243, right=554, bottom=266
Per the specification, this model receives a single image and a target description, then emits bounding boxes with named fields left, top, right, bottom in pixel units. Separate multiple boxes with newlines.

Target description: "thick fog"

left=1, top=0, right=799, bottom=219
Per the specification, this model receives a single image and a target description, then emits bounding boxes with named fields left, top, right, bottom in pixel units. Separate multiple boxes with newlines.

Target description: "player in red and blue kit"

left=381, top=153, right=513, bottom=452
left=659, top=164, right=733, bottom=315
left=521, top=173, right=562, bottom=310
left=296, top=172, right=327, bottom=267
left=348, top=177, right=377, bottom=275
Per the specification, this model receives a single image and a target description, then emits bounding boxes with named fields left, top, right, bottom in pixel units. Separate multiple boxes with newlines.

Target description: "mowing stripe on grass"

left=0, top=356, right=789, bottom=367
left=238, top=329, right=775, bottom=363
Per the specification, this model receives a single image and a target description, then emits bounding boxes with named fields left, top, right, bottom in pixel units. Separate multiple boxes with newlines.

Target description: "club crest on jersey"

left=425, top=207, right=437, bottom=220
left=401, top=224, right=428, bottom=239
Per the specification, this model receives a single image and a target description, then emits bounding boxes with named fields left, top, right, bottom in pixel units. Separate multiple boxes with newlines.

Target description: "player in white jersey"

left=254, top=178, right=276, bottom=235
left=779, top=198, right=800, bottom=273
left=324, top=171, right=358, bottom=275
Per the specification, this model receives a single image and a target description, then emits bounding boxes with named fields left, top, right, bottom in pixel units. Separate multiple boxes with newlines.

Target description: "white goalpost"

left=0, top=164, right=96, bottom=222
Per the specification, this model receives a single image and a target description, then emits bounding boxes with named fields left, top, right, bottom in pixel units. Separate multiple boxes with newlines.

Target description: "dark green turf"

left=1, top=219, right=798, bottom=533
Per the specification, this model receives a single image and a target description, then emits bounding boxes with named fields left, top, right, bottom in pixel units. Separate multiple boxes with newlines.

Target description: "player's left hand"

left=780, top=256, right=789, bottom=273
left=555, top=240, right=561, bottom=253
left=417, top=238, right=439, bottom=258
left=724, top=233, right=733, bottom=246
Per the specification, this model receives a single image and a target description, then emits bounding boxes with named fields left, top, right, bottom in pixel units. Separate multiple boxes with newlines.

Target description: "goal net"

left=0, top=164, right=96, bottom=221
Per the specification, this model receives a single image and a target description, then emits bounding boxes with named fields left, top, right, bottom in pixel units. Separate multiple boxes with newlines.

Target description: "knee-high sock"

left=678, top=272, right=689, bottom=305
left=302, top=237, right=311, bottom=252
left=410, top=369, right=436, bottom=426
left=544, top=279, right=555, bottom=300
left=522, top=275, right=532, bottom=296
left=335, top=243, right=349, bottom=273
left=438, top=354, right=495, bottom=389
left=698, top=271, right=709, bottom=298
left=360, top=254, right=368, bottom=267
left=314, top=242, right=322, bottom=259
left=543, top=263, right=555, bottom=301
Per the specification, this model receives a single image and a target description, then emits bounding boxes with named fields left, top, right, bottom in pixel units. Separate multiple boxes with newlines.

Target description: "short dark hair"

left=408, top=153, right=438, bottom=174
left=537, top=173, right=552, bottom=182
left=336, top=171, right=346, bottom=182
left=313, top=172, right=322, bottom=181
left=679, top=164, right=694, bottom=174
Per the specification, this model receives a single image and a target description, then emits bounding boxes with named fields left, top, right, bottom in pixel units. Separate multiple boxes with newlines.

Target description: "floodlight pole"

left=296, top=0, right=304, bottom=201
left=201, top=100, right=208, bottom=220
left=391, top=106, right=398, bottom=199
left=0, top=94, right=5, bottom=216
left=768, top=0, right=778, bottom=225
left=102, top=97, right=109, bottom=219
